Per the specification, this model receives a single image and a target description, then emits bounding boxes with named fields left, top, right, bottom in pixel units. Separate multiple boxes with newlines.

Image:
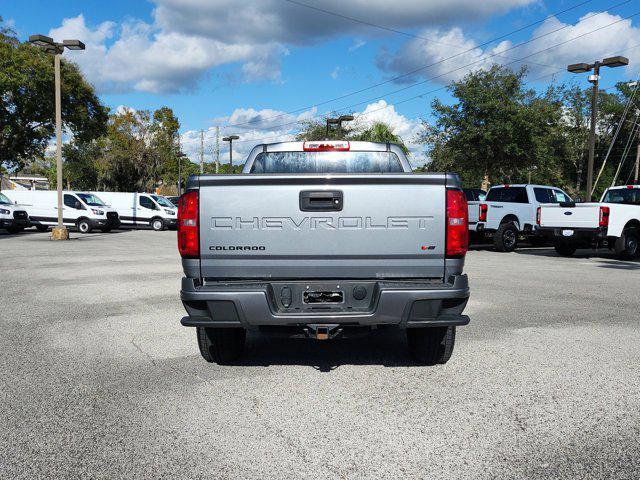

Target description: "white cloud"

left=49, top=15, right=284, bottom=94
left=355, top=100, right=423, bottom=158
left=180, top=101, right=424, bottom=166
left=378, top=11, right=640, bottom=85
left=330, top=67, right=340, bottom=80
left=47, top=0, right=537, bottom=94
left=153, top=0, right=536, bottom=45
left=512, top=12, right=640, bottom=76
left=349, top=39, right=367, bottom=52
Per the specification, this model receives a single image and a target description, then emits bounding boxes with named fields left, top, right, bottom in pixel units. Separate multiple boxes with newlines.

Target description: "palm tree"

left=353, top=122, right=409, bottom=154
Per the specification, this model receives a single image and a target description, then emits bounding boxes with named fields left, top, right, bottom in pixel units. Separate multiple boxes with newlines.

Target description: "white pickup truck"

left=475, top=184, right=572, bottom=251
left=539, top=185, right=640, bottom=259
left=464, top=188, right=486, bottom=240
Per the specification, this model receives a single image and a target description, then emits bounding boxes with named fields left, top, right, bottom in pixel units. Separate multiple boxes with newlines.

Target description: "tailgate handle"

left=299, top=190, right=343, bottom=211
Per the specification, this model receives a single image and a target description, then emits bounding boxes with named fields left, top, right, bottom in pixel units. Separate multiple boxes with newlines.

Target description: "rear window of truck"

left=602, top=188, right=640, bottom=205
left=249, top=151, right=404, bottom=174
left=486, top=187, right=528, bottom=203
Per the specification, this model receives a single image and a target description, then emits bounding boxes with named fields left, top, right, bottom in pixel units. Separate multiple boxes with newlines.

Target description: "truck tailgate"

left=197, top=174, right=448, bottom=280
left=539, top=203, right=600, bottom=229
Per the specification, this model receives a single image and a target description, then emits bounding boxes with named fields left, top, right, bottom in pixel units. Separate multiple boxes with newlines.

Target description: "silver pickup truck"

left=178, top=140, right=470, bottom=365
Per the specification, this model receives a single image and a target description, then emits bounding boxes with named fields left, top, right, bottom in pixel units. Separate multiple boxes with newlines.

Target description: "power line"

left=222, top=0, right=631, bottom=130
left=283, top=0, right=568, bottom=70
left=222, top=11, right=640, bottom=144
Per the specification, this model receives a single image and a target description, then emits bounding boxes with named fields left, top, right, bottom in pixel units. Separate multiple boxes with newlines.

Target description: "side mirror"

left=74, top=201, right=84, bottom=210
left=574, top=196, right=583, bottom=203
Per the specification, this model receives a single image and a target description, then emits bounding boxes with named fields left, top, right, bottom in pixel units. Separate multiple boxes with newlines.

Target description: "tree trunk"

left=481, top=171, right=490, bottom=191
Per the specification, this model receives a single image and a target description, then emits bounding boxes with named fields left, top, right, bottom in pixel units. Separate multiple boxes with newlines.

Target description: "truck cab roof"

left=242, top=140, right=412, bottom=173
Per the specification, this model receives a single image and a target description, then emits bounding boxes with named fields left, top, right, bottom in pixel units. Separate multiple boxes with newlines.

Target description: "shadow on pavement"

left=225, top=329, right=420, bottom=371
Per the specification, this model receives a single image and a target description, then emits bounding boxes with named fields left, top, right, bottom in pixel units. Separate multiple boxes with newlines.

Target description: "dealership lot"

left=1, top=230, right=639, bottom=479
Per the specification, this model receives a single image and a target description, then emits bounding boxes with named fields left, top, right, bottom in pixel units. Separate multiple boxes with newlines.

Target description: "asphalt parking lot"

left=1, top=229, right=639, bottom=479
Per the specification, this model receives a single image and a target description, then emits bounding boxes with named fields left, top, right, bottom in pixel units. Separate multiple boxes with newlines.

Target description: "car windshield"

left=250, top=151, right=404, bottom=173
left=0, top=193, right=11, bottom=205
left=152, top=195, right=174, bottom=208
left=602, top=188, right=640, bottom=205
left=76, top=193, right=106, bottom=206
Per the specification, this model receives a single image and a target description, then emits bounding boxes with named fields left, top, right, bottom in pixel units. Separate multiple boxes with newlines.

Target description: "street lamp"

left=325, top=115, right=354, bottom=138
left=568, top=55, right=629, bottom=200
left=222, top=135, right=239, bottom=169
left=29, top=34, right=85, bottom=240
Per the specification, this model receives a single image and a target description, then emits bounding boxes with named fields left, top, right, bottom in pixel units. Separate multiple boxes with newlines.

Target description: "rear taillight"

left=536, top=207, right=541, bottom=225
left=446, top=189, right=468, bottom=258
left=178, top=190, right=199, bottom=258
left=599, top=206, right=610, bottom=228
left=479, top=203, right=488, bottom=222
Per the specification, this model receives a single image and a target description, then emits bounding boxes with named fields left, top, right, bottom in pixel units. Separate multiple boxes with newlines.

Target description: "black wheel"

left=151, top=217, right=165, bottom=231
left=36, top=225, right=49, bottom=232
left=6, top=225, right=22, bottom=234
left=196, top=327, right=246, bottom=364
left=554, top=241, right=576, bottom=257
left=407, top=327, right=456, bottom=365
left=77, top=219, right=92, bottom=234
left=494, top=223, right=519, bottom=252
left=529, top=236, right=547, bottom=247
left=615, top=229, right=639, bottom=260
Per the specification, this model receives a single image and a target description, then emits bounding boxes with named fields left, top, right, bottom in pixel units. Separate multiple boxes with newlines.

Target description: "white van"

left=91, top=192, right=177, bottom=231
left=3, top=190, right=120, bottom=233
left=0, top=191, right=31, bottom=233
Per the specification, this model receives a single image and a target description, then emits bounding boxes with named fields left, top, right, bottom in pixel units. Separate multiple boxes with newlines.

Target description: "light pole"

left=326, top=115, right=354, bottom=139
left=29, top=34, right=85, bottom=240
left=177, top=153, right=186, bottom=195
left=325, top=118, right=339, bottom=138
left=222, top=135, right=239, bottom=170
left=568, top=56, right=629, bottom=201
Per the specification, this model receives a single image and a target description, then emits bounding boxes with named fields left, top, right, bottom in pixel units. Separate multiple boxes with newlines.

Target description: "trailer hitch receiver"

left=304, top=324, right=342, bottom=340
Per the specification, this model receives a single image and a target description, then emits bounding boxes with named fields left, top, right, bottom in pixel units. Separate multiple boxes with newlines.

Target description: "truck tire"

left=554, top=241, right=576, bottom=257
left=407, top=326, right=455, bottom=365
left=77, top=218, right=92, bottom=234
left=494, top=223, right=518, bottom=252
left=6, top=225, right=22, bottom=234
left=197, top=327, right=246, bottom=364
left=615, top=229, right=639, bottom=260
left=151, top=217, right=165, bottom=231
left=36, top=225, right=49, bottom=232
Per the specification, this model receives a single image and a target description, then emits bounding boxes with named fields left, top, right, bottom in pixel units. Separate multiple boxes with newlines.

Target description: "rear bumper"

left=180, top=274, right=470, bottom=329
left=539, top=226, right=607, bottom=243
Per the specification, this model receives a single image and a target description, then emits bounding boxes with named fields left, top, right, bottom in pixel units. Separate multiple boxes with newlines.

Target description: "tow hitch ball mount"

left=304, top=324, right=342, bottom=340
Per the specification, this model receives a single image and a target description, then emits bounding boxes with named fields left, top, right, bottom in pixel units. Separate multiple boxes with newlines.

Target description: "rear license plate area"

left=303, top=291, right=344, bottom=304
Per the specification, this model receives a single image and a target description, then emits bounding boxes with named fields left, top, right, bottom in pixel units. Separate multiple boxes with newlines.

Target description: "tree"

left=419, top=65, right=564, bottom=190
left=352, top=122, right=409, bottom=154
left=296, top=117, right=410, bottom=154
left=0, top=20, right=108, bottom=170
left=295, top=116, right=356, bottom=141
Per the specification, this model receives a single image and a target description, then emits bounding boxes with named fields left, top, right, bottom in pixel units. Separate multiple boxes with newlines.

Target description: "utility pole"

left=567, top=56, right=629, bottom=200
left=215, top=126, right=220, bottom=174
left=199, top=130, right=204, bottom=174
left=635, top=128, right=640, bottom=184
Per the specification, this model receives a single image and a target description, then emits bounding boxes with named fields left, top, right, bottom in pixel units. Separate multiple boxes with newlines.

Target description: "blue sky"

left=3, top=0, right=640, bottom=164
